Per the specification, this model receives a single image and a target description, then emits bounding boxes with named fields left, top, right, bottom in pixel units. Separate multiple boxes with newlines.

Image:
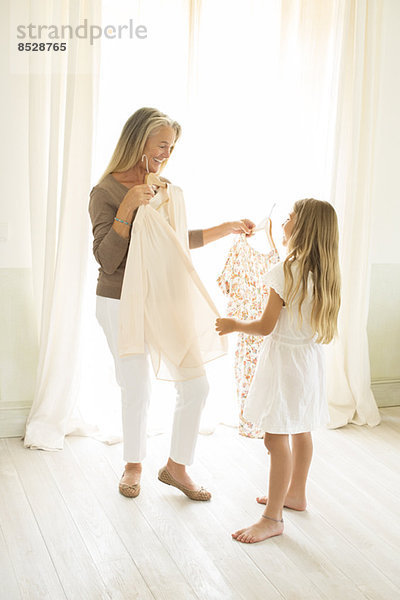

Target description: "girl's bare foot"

left=256, top=495, right=307, bottom=511
left=232, top=517, right=284, bottom=543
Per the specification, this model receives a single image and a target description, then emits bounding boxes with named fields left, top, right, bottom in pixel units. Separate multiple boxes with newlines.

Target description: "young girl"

left=216, top=198, right=340, bottom=543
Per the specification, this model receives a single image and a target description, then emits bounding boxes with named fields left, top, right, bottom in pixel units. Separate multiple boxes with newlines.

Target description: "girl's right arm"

left=215, top=288, right=283, bottom=337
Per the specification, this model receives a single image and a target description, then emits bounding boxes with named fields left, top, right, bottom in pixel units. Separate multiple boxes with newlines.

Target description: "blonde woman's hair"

left=99, top=107, right=182, bottom=183
left=283, top=198, right=341, bottom=344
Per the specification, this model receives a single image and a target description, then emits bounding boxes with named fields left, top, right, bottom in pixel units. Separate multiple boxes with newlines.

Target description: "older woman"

left=89, top=107, right=254, bottom=500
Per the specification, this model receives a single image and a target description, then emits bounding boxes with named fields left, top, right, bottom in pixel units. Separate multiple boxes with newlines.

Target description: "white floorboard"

left=0, top=408, right=399, bottom=600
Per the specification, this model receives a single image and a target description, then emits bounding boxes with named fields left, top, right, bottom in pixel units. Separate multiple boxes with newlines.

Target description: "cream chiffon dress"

left=119, top=183, right=227, bottom=381
left=244, top=261, right=329, bottom=434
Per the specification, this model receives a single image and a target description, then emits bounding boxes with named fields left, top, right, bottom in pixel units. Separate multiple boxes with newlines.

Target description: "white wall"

left=0, top=1, right=38, bottom=436
left=0, top=1, right=30, bottom=269
left=368, top=0, right=400, bottom=404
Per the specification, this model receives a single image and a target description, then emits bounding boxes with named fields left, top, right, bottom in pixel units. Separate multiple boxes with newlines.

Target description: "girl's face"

left=282, top=211, right=296, bottom=246
left=142, top=125, right=176, bottom=173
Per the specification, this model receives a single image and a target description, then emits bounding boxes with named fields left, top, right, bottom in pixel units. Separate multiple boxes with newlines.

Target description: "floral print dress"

left=217, top=234, right=280, bottom=438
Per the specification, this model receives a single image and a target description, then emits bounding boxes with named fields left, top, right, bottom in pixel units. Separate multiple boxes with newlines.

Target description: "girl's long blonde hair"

left=98, top=107, right=182, bottom=183
left=283, top=198, right=341, bottom=344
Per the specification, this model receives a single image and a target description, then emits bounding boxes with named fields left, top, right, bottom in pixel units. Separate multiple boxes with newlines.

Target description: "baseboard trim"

left=0, top=405, right=30, bottom=438
left=0, top=380, right=398, bottom=437
left=371, top=379, right=400, bottom=408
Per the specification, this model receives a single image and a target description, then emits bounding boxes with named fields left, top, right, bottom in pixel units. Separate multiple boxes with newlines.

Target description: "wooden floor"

left=1, top=407, right=400, bottom=600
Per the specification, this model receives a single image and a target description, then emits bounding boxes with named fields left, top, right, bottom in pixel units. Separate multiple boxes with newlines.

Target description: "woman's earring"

left=141, top=154, right=149, bottom=173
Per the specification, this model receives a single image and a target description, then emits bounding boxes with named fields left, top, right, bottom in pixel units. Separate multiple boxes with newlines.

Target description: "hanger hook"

left=141, top=154, right=149, bottom=173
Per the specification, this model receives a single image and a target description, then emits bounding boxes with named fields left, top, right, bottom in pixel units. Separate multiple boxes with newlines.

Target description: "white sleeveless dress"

left=244, top=261, right=329, bottom=434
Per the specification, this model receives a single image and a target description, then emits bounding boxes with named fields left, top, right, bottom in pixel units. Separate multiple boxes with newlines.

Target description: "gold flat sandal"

left=158, top=467, right=211, bottom=501
left=119, top=471, right=141, bottom=498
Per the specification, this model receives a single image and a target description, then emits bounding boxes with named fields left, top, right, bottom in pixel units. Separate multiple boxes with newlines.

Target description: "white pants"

left=96, top=296, right=209, bottom=465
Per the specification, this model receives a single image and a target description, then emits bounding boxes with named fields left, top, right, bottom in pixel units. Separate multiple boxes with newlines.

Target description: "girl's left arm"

left=216, top=288, right=283, bottom=337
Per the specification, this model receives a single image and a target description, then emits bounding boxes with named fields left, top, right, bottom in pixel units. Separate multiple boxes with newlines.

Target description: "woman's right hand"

left=113, top=184, right=155, bottom=239
left=121, top=184, right=155, bottom=212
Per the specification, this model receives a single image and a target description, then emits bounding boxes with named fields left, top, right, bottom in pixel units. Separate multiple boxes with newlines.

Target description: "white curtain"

left=185, top=0, right=382, bottom=429
left=326, top=0, right=382, bottom=427
left=23, top=0, right=102, bottom=450
left=23, top=0, right=381, bottom=451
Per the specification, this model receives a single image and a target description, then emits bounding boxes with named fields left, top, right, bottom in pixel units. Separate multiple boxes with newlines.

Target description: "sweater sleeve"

left=188, top=229, right=204, bottom=249
left=88, top=188, right=130, bottom=275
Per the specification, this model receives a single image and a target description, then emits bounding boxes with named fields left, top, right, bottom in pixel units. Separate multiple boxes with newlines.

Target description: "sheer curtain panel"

left=23, top=0, right=101, bottom=450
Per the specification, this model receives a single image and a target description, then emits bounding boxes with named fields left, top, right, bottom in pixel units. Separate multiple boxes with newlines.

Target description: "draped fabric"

left=183, top=0, right=382, bottom=427
left=119, top=185, right=227, bottom=381
left=325, top=0, right=382, bottom=427
left=23, top=0, right=101, bottom=450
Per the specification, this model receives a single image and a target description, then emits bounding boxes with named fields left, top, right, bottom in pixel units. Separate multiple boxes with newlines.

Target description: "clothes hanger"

left=265, top=217, right=278, bottom=253
left=141, top=154, right=168, bottom=189
left=145, top=172, right=168, bottom=188
left=145, top=173, right=170, bottom=212
left=252, top=203, right=278, bottom=253
left=141, top=154, right=169, bottom=211
left=253, top=203, right=276, bottom=232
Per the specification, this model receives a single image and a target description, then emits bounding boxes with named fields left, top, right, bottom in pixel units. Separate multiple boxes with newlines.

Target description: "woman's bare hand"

left=215, top=317, right=238, bottom=336
left=228, top=219, right=256, bottom=235
left=112, top=184, right=155, bottom=239
left=121, top=184, right=155, bottom=212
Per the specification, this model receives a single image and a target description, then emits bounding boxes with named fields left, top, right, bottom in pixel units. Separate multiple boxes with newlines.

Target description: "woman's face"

left=143, top=125, right=176, bottom=173
left=282, top=211, right=296, bottom=246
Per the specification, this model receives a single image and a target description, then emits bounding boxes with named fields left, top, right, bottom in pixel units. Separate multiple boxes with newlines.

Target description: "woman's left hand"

left=228, top=219, right=256, bottom=236
left=202, top=218, right=256, bottom=245
left=215, top=317, right=237, bottom=336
